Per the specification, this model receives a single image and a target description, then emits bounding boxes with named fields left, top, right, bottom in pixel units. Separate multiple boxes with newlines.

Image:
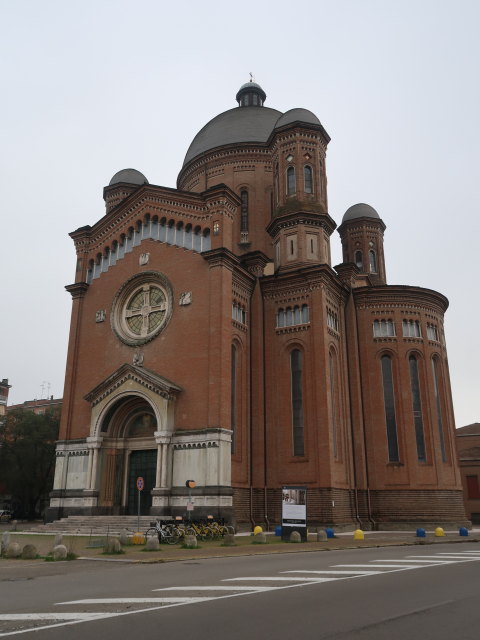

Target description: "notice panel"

left=281, top=486, right=307, bottom=541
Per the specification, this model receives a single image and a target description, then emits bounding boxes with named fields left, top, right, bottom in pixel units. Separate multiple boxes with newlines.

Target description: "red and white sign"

left=136, top=476, right=144, bottom=491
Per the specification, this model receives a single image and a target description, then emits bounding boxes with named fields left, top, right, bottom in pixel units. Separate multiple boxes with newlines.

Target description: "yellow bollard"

left=353, top=529, right=364, bottom=540
left=435, top=527, right=445, bottom=537
left=253, top=525, right=263, bottom=535
left=131, top=532, right=145, bottom=545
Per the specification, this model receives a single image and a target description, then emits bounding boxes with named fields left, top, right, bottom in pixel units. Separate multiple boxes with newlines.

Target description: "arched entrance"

left=98, top=395, right=158, bottom=515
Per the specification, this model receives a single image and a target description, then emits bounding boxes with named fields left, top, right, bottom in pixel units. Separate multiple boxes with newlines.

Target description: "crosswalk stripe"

left=153, top=586, right=275, bottom=592
left=281, top=570, right=382, bottom=575
left=332, top=564, right=419, bottom=569
left=0, top=613, right=109, bottom=621
left=430, top=554, right=480, bottom=559
left=223, top=576, right=335, bottom=582
left=56, top=598, right=209, bottom=605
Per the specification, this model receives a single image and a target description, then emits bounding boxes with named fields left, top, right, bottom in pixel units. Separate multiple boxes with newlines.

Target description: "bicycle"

left=145, top=520, right=177, bottom=545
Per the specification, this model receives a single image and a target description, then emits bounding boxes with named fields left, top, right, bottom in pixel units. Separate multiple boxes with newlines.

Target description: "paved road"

left=1, top=543, right=480, bottom=638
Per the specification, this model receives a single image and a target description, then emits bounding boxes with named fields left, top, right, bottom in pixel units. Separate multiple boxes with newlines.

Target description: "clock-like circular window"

left=111, top=272, right=173, bottom=345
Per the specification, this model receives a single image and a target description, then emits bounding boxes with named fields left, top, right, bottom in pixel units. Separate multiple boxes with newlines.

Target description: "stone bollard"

left=10, top=520, right=18, bottom=532
left=131, top=532, right=145, bottom=545
left=353, top=529, right=365, bottom=541
left=6, top=542, right=21, bottom=558
left=2, top=531, right=11, bottom=555
left=223, top=533, right=236, bottom=547
left=54, top=533, right=63, bottom=547
left=21, top=544, right=38, bottom=560
left=252, top=532, right=267, bottom=544
left=184, top=534, right=198, bottom=548
left=253, top=525, right=263, bottom=535
left=415, top=528, right=426, bottom=538
left=146, top=535, right=160, bottom=551
left=289, top=531, right=301, bottom=543
left=119, top=532, right=130, bottom=546
left=325, top=528, right=335, bottom=539
left=435, top=527, right=445, bottom=537
left=459, top=527, right=469, bottom=537
left=53, top=544, right=67, bottom=560
left=316, top=530, right=328, bottom=542
left=104, top=538, right=122, bottom=554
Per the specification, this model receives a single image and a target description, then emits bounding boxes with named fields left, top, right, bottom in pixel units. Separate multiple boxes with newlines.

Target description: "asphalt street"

left=1, top=542, right=480, bottom=639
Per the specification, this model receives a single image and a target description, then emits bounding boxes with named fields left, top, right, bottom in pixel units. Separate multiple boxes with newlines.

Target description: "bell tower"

left=337, top=203, right=387, bottom=285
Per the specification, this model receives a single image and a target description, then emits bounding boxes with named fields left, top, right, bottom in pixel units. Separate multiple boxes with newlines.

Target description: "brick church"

left=47, top=80, right=467, bottom=529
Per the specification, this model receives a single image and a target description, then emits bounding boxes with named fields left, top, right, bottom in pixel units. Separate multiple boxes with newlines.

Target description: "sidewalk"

left=2, top=527, right=479, bottom=566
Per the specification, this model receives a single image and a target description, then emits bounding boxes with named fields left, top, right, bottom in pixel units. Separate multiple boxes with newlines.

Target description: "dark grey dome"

left=183, top=106, right=282, bottom=166
left=109, top=168, right=148, bottom=186
left=275, top=108, right=320, bottom=129
left=342, top=203, right=380, bottom=223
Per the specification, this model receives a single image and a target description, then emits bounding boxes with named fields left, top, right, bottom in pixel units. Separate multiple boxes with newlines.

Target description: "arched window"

left=193, top=226, right=202, bottom=252
left=409, top=355, right=426, bottom=461
left=184, top=224, right=193, bottom=250
left=432, top=357, right=447, bottom=462
left=294, top=306, right=301, bottom=325
left=301, top=304, right=309, bottom=324
left=355, top=250, right=363, bottom=270
left=304, top=165, right=313, bottom=193
left=369, top=250, right=377, bottom=273
left=240, top=190, right=248, bottom=233
left=277, top=309, right=285, bottom=328
left=201, top=228, right=211, bottom=251
left=381, top=355, right=399, bottom=462
left=175, top=222, right=184, bottom=247
left=158, top=218, right=166, bottom=243
left=286, top=307, right=293, bottom=326
left=291, top=349, right=304, bottom=456
left=231, top=344, right=238, bottom=454
left=166, top=220, right=175, bottom=245
left=329, top=350, right=338, bottom=458
left=287, top=166, right=296, bottom=195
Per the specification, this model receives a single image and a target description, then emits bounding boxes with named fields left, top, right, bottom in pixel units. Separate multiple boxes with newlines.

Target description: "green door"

left=127, top=450, right=157, bottom=515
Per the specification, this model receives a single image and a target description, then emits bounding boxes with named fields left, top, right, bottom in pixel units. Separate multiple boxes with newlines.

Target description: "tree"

left=0, top=408, right=59, bottom=519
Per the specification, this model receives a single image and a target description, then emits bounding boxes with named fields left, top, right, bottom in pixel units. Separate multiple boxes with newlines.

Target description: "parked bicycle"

left=145, top=520, right=177, bottom=545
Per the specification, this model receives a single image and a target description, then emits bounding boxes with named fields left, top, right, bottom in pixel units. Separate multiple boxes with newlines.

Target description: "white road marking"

left=281, top=570, right=382, bottom=576
left=56, top=598, right=209, bottom=605
left=332, top=564, right=419, bottom=569
left=384, top=558, right=455, bottom=564
left=223, top=576, right=335, bottom=582
left=153, top=586, right=276, bottom=592
left=0, top=614, right=107, bottom=621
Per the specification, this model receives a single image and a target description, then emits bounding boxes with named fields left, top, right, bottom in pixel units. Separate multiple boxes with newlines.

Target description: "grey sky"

left=1, top=0, right=479, bottom=427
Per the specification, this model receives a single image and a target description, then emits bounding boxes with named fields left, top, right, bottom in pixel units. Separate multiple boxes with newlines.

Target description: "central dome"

left=183, top=106, right=282, bottom=166
left=182, top=81, right=323, bottom=168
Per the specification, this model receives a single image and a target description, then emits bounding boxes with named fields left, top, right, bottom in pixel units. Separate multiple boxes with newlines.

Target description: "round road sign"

left=136, top=476, right=144, bottom=491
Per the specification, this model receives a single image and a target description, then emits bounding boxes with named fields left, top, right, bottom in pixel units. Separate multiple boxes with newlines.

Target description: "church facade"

left=47, top=81, right=467, bottom=529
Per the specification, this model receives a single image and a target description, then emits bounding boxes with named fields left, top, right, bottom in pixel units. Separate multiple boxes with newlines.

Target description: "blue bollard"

left=275, top=525, right=282, bottom=536
left=416, top=528, right=426, bottom=538
left=325, top=528, right=335, bottom=539
left=459, top=527, right=469, bottom=537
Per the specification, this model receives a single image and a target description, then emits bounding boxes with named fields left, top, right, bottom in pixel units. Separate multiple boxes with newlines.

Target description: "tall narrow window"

left=329, top=351, right=338, bottom=458
left=355, top=250, right=363, bottom=270
left=304, top=165, right=313, bottom=193
left=409, top=355, right=426, bottom=461
left=381, top=355, right=399, bottom=462
left=432, top=357, right=447, bottom=462
left=240, top=190, right=248, bottom=232
left=287, top=166, right=296, bottom=195
left=291, top=349, right=305, bottom=456
left=231, top=345, right=238, bottom=454
left=369, top=250, right=377, bottom=273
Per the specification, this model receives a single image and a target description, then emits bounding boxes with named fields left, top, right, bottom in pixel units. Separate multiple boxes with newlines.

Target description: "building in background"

left=7, top=397, right=62, bottom=417
left=0, top=379, right=11, bottom=423
left=455, top=424, right=480, bottom=524
left=47, top=81, right=467, bottom=529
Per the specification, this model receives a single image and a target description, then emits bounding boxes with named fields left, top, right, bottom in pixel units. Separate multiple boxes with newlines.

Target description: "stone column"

left=86, top=436, right=103, bottom=491
left=154, top=431, right=171, bottom=489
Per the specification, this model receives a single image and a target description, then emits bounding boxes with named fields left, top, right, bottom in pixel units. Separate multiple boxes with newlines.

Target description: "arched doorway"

left=98, top=395, right=158, bottom=515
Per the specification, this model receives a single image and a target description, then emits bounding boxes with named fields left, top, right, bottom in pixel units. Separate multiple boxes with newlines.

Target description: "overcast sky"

left=1, top=0, right=479, bottom=427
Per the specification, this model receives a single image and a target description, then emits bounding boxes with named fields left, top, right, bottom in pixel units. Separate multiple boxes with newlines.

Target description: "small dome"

left=275, top=108, right=321, bottom=129
left=342, top=203, right=380, bottom=223
left=236, top=80, right=267, bottom=106
left=109, top=168, right=148, bottom=186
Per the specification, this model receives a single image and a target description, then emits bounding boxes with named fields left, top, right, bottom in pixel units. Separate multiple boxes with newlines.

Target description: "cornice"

left=65, top=282, right=89, bottom=299
left=266, top=209, right=337, bottom=237
left=353, top=285, right=449, bottom=313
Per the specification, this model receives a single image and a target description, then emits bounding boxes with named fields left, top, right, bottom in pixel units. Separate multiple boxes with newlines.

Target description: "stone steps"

left=30, top=516, right=171, bottom=536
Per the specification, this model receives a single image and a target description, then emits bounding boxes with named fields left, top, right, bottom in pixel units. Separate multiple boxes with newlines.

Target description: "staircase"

left=30, top=516, right=163, bottom=536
